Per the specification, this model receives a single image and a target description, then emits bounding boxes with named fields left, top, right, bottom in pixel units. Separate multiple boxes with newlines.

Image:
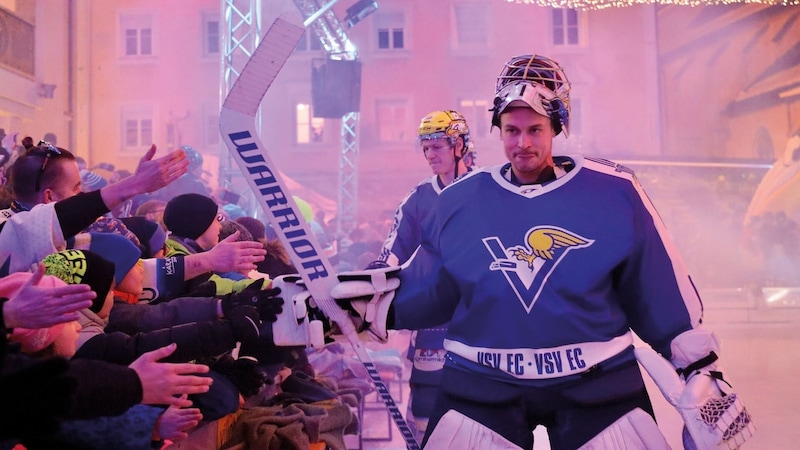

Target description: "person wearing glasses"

left=0, top=142, right=268, bottom=303
left=370, top=109, right=476, bottom=442
left=0, top=142, right=189, bottom=275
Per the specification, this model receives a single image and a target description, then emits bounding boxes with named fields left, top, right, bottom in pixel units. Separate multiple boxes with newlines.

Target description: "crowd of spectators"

left=0, top=133, right=382, bottom=449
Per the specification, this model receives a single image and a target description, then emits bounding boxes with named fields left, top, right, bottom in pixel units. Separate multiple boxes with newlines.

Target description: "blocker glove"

left=220, top=278, right=284, bottom=323
left=311, top=265, right=401, bottom=343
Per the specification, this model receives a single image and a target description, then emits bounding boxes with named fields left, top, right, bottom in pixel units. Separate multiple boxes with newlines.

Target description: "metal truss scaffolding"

left=219, top=0, right=261, bottom=190
left=293, top=0, right=360, bottom=236
left=220, top=0, right=360, bottom=236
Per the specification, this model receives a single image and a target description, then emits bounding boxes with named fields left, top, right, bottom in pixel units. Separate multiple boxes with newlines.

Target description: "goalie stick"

left=219, top=14, right=420, bottom=450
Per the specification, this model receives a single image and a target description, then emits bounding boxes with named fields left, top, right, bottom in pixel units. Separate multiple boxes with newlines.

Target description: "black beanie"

left=163, top=193, right=219, bottom=240
left=121, top=216, right=167, bottom=259
left=42, top=250, right=116, bottom=313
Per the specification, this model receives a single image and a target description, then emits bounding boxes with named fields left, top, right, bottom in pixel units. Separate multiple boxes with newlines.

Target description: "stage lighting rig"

left=344, top=0, right=378, bottom=28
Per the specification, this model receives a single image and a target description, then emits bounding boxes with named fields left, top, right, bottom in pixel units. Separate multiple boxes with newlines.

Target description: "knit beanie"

left=85, top=232, right=142, bottom=284
left=235, top=216, right=267, bottom=241
left=164, top=193, right=219, bottom=240
left=0, top=271, right=67, bottom=300
left=9, top=323, right=68, bottom=354
left=84, top=217, right=141, bottom=249
left=80, top=169, right=108, bottom=192
left=42, top=250, right=115, bottom=313
left=120, top=216, right=167, bottom=259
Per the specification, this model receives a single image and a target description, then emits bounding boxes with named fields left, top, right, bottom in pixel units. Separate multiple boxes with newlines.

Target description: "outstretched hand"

left=206, top=231, right=267, bottom=273
left=132, top=144, right=190, bottom=193
left=155, top=395, right=202, bottom=442
left=100, top=145, right=190, bottom=209
left=328, top=266, right=401, bottom=342
left=2, top=263, right=95, bottom=329
left=129, top=343, right=213, bottom=407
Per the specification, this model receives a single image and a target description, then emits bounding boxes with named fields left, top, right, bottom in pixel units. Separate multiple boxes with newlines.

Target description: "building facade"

left=0, top=0, right=797, bottom=230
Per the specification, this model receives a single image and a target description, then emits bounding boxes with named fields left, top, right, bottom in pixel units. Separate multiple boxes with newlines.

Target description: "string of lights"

left=505, top=0, right=799, bottom=10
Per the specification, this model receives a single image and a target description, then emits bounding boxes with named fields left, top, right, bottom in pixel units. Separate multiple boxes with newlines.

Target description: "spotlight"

left=344, top=0, right=378, bottom=28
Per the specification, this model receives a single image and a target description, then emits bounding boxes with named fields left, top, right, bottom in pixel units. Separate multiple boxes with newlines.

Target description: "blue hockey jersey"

left=393, top=155, right=704, bottom=385
left=379, top=175, right=450, bottom=388
left=379, top=175, right=444, bottom=266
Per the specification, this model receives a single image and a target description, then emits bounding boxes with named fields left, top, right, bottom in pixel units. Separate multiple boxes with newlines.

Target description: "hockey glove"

left=268, top=275, right=326, bottom=348
left=220, top=278, right=284, bottom=323
left=634, top=329, right=755, bottom=450
left=328, top=265, right=400, bottom=343
left=273, top=266, right=400, bottom=344
left=225, top=305, right=261, bottom=344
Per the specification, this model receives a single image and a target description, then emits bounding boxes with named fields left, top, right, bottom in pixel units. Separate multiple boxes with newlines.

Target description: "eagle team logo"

left=483, top=226, right=593, bottom=313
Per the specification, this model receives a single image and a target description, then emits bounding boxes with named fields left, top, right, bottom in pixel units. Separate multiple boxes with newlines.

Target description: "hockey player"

left=375, top=110, right=475, bottom=441
left=379, top=110, right=474, bottom=266
left=314, top=54, right=754, bottom=449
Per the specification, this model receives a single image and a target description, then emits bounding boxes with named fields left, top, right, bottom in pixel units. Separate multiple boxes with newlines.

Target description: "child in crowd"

left=42, top=239, right=266, bottom=421
left=0, top=270, right=203, bottom=449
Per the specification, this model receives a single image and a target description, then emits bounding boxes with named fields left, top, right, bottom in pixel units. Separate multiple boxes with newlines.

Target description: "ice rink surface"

left=358, top=289, right=799, bottom=449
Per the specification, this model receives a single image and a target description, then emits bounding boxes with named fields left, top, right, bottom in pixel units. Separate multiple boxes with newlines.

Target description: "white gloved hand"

left=634, top=345, right=755, bottom=450
left=268, top=275, right=325, bottom=348
left=329, top=265, right=401, bottom=343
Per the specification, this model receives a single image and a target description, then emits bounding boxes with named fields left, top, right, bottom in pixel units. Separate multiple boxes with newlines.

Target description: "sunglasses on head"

left=33, top=140, right=62, bottom=192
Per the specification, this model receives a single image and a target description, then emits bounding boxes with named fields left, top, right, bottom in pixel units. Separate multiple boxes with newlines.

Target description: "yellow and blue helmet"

left=417, top=110, right=472, bottom=157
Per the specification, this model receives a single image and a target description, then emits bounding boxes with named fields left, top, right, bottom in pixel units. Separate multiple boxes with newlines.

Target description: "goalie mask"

left=491, top=54, right=571, bottom=137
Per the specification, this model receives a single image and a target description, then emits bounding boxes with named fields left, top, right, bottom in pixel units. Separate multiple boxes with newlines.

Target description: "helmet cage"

left=491, top=55, right=570, bottom=137
left=492, top=80, right=570, bottom=137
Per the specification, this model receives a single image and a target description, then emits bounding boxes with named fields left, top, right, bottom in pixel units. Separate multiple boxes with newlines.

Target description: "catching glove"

left=226, top=305, right=261, bottom=344
left=635, top=329, right=755, bottom=450
left=221, top=278, right=284, bottom=323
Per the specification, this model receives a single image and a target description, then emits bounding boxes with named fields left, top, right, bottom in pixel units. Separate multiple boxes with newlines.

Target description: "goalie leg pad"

left=577, top=407, right=670, bottom=450
left=269, top=275, right=325, bottom=348
left=423, top=410, right=523, bottom=450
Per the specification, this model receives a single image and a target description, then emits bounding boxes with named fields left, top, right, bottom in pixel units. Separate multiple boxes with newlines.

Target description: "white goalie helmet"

left=491, top=54, right=571, bottom=137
